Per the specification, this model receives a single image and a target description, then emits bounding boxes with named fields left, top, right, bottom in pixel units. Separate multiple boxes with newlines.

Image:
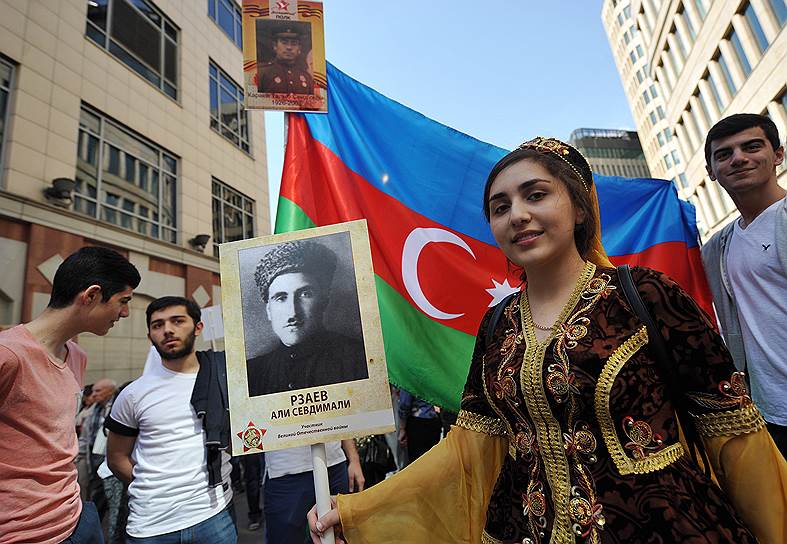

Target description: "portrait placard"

left=242, top=0, right=327, bottom=112
left=220, top=220, right=394, bottom=454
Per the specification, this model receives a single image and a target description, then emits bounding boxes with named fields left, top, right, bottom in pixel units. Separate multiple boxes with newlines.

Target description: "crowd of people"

left=1, top=113, right=786, bottom=544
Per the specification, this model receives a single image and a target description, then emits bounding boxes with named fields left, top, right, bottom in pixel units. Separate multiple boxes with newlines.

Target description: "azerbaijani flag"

left=275, top=63, right=711, bottom=411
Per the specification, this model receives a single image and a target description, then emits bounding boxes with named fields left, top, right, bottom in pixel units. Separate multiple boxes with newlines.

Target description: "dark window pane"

left=730, top=31, right=752, bottom=76
left=164, top=39, right=176, bottom=83
left=128, top=0, right=161, bottom=25
left=163, top=82, right=176, bottom=99
left=223, top=207, right=243, bottom=241
left=106, top=145, right=120, bottom=175
left=210, top=80, right=219, bottom=119
left=218, top=0, right=234, bottom=36
left=111, top=0, right=161, bottom=71
left=163, top=155, right=176, bottom=173
left=124, top=154, right=136, bottom=182
left=151, top=170, right=159, bottom=196
left=139, top=163, right=148, bottom=190
left=234, top=16, right=242, bottom=47
left=87, top=0, right=109, bottom=30
left=209, top=64, right=218, bottom=79
left=745, top=3, right=770, bottom=54
left=213, top=197, right=222, bottom=243
left=109, top=41, right=161, bottom=86
left=164, top=22, right=177, bottom=42
left=86, top=24, right=106, bottom=47
left=768, top=0, right=787, bottom=24
left=208, top=0, right=217, bottom=18
left=245, top=214, right=254, bottom=239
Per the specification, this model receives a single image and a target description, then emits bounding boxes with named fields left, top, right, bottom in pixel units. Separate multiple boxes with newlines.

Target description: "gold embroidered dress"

left=337, top=264, right=787, bottom=544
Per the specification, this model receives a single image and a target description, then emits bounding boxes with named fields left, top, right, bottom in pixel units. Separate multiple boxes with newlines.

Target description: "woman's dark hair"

left=483, top=148, right=598, bottom=259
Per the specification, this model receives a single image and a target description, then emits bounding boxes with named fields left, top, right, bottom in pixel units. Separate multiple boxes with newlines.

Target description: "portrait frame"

left=242, top=0, right=327, bottom=112
left=220, top=220, right=394, bottom=454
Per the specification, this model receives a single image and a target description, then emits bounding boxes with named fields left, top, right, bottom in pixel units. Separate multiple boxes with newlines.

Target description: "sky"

left=261, top=0, right=635, bottom=228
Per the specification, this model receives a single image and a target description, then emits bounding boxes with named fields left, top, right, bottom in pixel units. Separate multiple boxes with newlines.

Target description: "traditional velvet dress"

left=337, top=263, right=787, bottom=544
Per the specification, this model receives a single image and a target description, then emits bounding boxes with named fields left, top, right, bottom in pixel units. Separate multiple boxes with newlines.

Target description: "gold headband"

left=516, top=136, right=591, bottom=192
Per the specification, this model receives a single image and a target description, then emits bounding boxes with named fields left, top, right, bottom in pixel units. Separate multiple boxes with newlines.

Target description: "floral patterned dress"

left=457, top=262, right=763, bottom=544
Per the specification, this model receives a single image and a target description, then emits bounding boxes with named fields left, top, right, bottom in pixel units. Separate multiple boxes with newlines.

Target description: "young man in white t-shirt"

left=106, top=297, right=236, bottom=543
left=702, top=113, right=787, bottom=457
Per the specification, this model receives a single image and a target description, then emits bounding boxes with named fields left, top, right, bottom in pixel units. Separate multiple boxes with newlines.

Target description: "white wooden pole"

left=311, top=442, right=335, bottom=544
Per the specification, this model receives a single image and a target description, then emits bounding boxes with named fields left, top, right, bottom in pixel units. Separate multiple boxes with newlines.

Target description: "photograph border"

left=220, top=220, right=393, bottom=454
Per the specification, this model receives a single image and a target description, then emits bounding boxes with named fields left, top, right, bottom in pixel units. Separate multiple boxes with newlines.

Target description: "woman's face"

left=487, top=159, right=583, bottom=270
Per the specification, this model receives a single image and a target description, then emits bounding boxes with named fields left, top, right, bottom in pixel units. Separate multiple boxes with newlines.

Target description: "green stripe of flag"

left=274, top=196, right=476, bottom=411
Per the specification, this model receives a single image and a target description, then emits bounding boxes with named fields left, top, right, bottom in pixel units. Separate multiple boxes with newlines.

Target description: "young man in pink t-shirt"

left=0, top=247, right=140, bottom=544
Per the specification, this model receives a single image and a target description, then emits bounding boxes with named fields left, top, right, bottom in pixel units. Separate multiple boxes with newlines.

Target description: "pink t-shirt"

left=0, top=325, right=87, bottom=544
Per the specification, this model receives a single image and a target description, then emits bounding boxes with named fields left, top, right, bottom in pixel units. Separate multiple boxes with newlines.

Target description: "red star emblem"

left=276, top=0, right=289, bottom=10
left=237, top=421, right=266, bottom=452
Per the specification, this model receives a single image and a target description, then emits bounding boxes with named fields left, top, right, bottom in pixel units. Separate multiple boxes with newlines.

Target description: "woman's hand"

left=308, top=496, right=345, bottom=544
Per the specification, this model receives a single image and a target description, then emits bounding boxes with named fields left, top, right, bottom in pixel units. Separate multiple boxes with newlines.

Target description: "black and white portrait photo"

left=238, top=232, right=369, bottom=397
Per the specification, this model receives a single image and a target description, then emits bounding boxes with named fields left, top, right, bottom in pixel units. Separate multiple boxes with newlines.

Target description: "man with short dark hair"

left=702, top=113, right=787, bottom=456
left=0, top=246, right=140, bottom=544
left=246, top=239, right=368, bottom=396
left=106, top=296, right=236, bottom=543
left=257, top=25, right=314, bottom=94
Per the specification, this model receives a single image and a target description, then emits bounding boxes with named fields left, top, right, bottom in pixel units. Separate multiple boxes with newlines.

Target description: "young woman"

left=309, top=137, right=787, bottom=543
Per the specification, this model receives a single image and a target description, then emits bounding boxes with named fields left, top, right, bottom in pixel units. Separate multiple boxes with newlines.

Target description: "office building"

left=569, top=128, right=651, bottom=178
left=0, top=0, right=268, bottom=382
left=602, top=0, right=786, bottom=238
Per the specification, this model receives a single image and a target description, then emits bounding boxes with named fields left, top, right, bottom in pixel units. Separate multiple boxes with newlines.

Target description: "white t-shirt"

left=109, top=363, right=232, bottom=537
left=265, top=441, right=346, bottom=480
left=727, top=196, right=787, bottom=425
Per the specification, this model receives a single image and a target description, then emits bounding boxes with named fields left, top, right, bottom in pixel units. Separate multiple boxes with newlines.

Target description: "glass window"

left=643, top=91, right=651, bottom=104
left=680, top=6, right=697, bottom=40
left=636, top=70, right=644, bottom=83
left=664, top=154, right=673, bottom=168
left=624, top=31, right=630, bottom=44
left=696, top=90, right=713, bottom=127
left=706, top=71, right=725, bottom=111
left=209, top=61, right=250, bottom=153
left=766, top=0, right=787, bottom=25
left=656, top=105, right=666, bottom=119
left=75, top=105, right=178, bottom=243
left=618, top=13, right=624, bottom=26
left=729, top=30, right=752, bottom=76
left=650, top=84, right=658, bottom=98
left=716, top=51, right=737, bottom=94
left=623, top=5, right=632, bottom=18
left=636, top=44, right=644, bottom=58
left=0, top=58, right=12, bottom=179
left=85, top=0, right=178, bottom=99
left=211, top=178, right=255, bottom=256
left=672, top=26, right=688, bottom=60
left=650, top=111, right=658, bottom=124
left=629, top=51, right=637, bottom=64
left=744, top=3, right=770, bottom=54
left=671, top=150, right=681, bottom=164
left=694, top=0, right=707, bottom=19
left=208, top=0, right=243, bottom=48
left=678, top=173, right=688, bottom=188
left=657, top=132, right=665, bottom=146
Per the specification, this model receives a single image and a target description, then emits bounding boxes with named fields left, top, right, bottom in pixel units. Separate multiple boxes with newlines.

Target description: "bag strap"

left=616, top=264, right=710, bottom=474
left=486, top=292, right=519, bottom=346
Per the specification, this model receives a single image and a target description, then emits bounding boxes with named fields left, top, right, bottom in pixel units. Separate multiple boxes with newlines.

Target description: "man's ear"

left=265, top=301, right=272, bottom=321
left=705, top=164, right=716, bottom=181
left=194, top=321, right=204, bottom=337
left=774, top=145, right=784, bottom=167
left=79, top=285, right=103, bottom=306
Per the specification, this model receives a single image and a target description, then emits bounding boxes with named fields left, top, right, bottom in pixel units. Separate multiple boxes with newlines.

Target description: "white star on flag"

left=485, top=278, right=520, bottom=307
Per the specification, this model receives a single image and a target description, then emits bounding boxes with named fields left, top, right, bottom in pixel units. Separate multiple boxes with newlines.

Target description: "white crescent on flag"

left=401, top=227, right=475, bottom=320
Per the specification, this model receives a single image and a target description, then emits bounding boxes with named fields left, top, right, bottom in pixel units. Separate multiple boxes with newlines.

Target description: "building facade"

left=602, top=0, right=786, bottom=239
left=0, top=0, right=269, bottom=383
left=569, top=128, right=652, bottom=178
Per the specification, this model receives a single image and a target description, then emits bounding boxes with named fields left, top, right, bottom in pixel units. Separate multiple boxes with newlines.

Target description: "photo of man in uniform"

left=244, top=238, right=368, bottom=397
left=256, top=19, right=314, bottom=95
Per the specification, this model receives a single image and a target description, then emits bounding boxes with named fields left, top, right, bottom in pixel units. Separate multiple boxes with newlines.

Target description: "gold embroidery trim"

left=692, top=403, right=766, bottom=438
left=455, top=409, right=507, bottom=436
left=519, top=261, right=597, bottom=544
left=594, top=326, right=685, bottom=475
left=481, top=530, right=503, bottom=544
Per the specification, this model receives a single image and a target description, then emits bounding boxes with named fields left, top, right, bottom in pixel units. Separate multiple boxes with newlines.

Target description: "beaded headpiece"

left=515, top=136, right=593, bottom=192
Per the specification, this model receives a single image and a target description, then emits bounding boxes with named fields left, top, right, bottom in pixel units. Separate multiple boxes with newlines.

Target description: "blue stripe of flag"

left=301, top=63, right=699, bottom=255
